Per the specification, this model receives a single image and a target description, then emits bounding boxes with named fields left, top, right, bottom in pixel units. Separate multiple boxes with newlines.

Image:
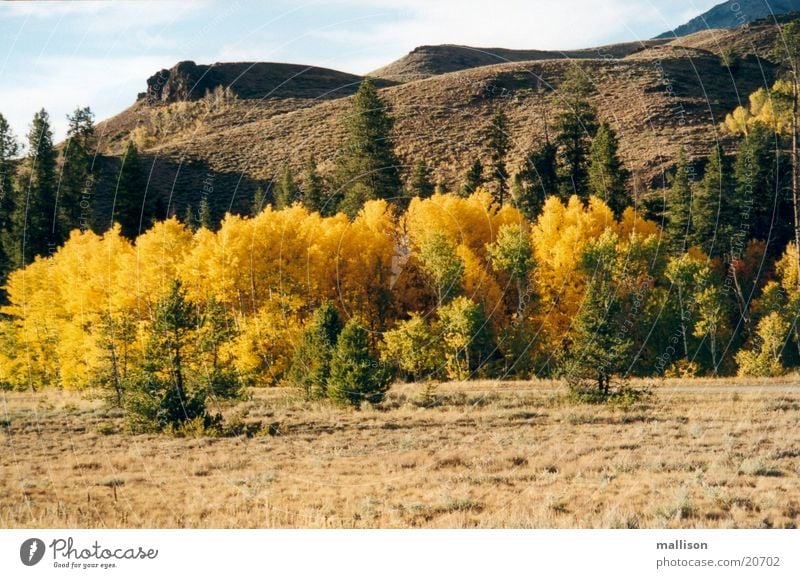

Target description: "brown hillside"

left=90, top=23, right=784, bottom=225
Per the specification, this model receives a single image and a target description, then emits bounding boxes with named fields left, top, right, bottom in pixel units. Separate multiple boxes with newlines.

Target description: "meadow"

left=2, top=378, right=799, bottom=529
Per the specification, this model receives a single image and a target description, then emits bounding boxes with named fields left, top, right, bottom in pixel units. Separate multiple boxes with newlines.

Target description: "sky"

left=0, top=0, right=722, bottom=143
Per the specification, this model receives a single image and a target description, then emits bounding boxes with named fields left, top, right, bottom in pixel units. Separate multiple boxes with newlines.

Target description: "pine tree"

left=124, top=280, right=214, bottom=433
left=691, top=144, right=735, bottom=257
left=328, top=318, right=392, bottom=408
left=60, top=107, right=95, bottom=232
left=555, top=66, right=598, bottom=200
left=274, top=164, right=296, bottom=210
left=513, top=142, right=558, bottom=220
left=7, top=109, right=60, bottom=267
left=335, top=79, right=401, bottom=218
left=251, top=186, right=266, bottom=217
left=301, top=157, right=327, bottom=215
left=666, top=149, right=693, bottom=254
left=113, top=140, right=153, bottom=239
left=733, top=122, right=789, bottom=249
left=486, top=108, right=510, bottom=206
left=459, top=158, right=484, bottom=197
left=198, top=195, right=213, bottom=230
left=559, top=231, right=632, bottom=396
left=183, top=204, right=196, bottom=232
left=0, top=113, right=19, bottom=296
left=288, top=301, right=343, bottom=400
left=587, top=121, right=629, bottom=217
left=407, top=161, right=434, bottom=199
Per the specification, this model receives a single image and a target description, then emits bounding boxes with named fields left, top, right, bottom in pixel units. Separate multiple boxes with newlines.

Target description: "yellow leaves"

left=530, top=194, right=659, bottom=338
left=405, top=189, right=522, bottom=256
left=135, top=217, right=194, bottom=306
left=722, top=80, right=797, bottom=136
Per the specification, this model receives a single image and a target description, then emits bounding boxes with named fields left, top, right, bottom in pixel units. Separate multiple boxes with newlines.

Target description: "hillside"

left=367, top=41, right=668, bottom=83
left=88, top=21, right=787, bottom=227
left=656, top=0, right=800, bottom=38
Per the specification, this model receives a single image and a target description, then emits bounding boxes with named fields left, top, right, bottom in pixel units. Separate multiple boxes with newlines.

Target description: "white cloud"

left=2, top=55, right=175, bottom=142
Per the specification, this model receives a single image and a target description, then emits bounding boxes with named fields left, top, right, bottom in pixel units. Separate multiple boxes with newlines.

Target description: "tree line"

left=2, top=21, right=800, bottom=431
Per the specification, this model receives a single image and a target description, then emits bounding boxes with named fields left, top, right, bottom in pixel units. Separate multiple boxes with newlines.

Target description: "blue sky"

left=0, top=0, right=720, bottom=143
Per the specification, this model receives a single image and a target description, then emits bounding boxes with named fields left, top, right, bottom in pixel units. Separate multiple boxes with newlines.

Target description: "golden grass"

left=1, top=378, right=799, bottom=528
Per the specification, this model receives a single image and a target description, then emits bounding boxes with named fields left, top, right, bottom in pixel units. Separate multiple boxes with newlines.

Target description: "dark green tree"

left=251, top=186, right=266, bottom=217
left=459, top=158, right=484, bottom=197
left=301, top=157, right=327, bottom=215
left=287, top=301, right=343, bottom=400
left=183, top=204, right=196, bottom=232
left=733, top=122, right=789, bottom=250
left=554, top=66, right=598, bottom=200
left=587, top=121, right=630, bottom=217
left=513, top=142, right=558, bottom=220
left=328, top=318, right=392, bottom=408
left=335, top=79, right=401, bottom=218
left=113, top=140, right=154, bottom=239
left=486, top=109, right=510, bottom=206
left=198, top=195, right=213, bottom=230
left=665, top=149, right=693, bottom=254
left=407, top=160, right=434, bottom=199
left=124, top=280, right=216, bottom=433
left=691, top=144, right=735, bottom=257
left=60, top=106, right=95, bottom=232
left=274, top=164, right=296, bottom=210
left=559, top=231, right=632, bottom=396
left=0, top=113, right=19, bottom=296
left=6, top=109, right=60, bottom=268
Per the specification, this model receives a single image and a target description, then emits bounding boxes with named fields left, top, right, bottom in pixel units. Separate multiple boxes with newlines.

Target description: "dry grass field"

left=2, top=378, right=800, bottom=529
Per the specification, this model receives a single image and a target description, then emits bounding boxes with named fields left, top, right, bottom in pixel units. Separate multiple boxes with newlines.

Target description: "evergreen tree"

left=559, top=231, right=632, bottom=396
left=287, top=301, right=343, bottom=400
left=407, top=160, right=434, bottom=199
left=60, top=107, right=95, bottom=232
left=0, top=113, right=19, bottom=295
left=459, top=158, right=484, bottom=197
left=113, top=140, right=153, bottom=239
left=198, top=195, right=213, bottom=230
left=251, top=186, right=266, bottom=217
left=6, top=109, right=60, bottom=268
left=691, top=144, right=735, bottom=257
left=665, top=149, right=693, bottom=254
left=733, top=122, right=789, bottom=249
left=124, top=280, right=216, bottom=433
left=274, top=164, right=296, bottom=210
left=486, top=108, right=510, bottom=206
left=183, top=204, right=196, bottom=232
left=587, top=121, right=630, bottom=217
left=328, top=318, right=392, bottom=408
left=335, top=79, right=401, bottom=218
left=554, top=66, right=598, bottom=200
left=513, top=142, right=558, bottom=220
left=301, top=157, right=327, bottom=215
